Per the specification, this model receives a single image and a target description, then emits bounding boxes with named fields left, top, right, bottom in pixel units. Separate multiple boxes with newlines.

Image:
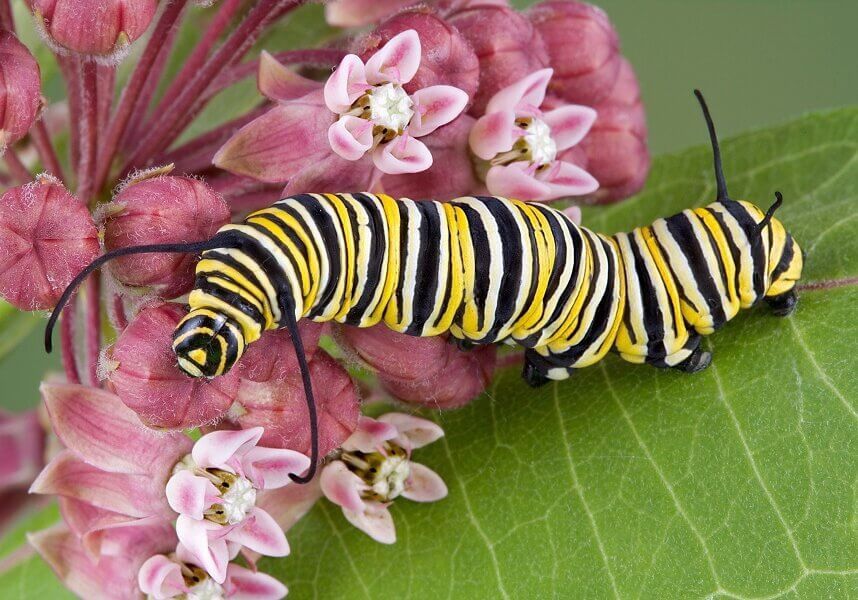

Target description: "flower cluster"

left=0, top=0, right=649, bottom=596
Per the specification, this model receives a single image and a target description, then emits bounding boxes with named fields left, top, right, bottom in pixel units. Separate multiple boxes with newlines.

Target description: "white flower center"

left=220, top=476, right=257, bottom=525
left=368, top=82, right=414, bottom=133
left=371, top=454, right=411, bottom=500
left=186, top=577, right=225, bottom=600
left=523, top=118, right=557, bottom=166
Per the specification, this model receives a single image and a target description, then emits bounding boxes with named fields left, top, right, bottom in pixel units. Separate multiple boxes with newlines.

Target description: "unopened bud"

left=340, top=326, right=496, bottom=409
left=446, top=5, right=549, bottom=116
left=106, top=303, right=240, bottom=429
left=528, top=0, right=620, bottom=106
left=0, top=176, right=98, bottom=310
left=0, top=31, right=42, bottom=152
left=101, top=174, right=230, bottom=298
left=28, top=0, right=156, bottom=59
left=581, top=58, right=650, bottom=203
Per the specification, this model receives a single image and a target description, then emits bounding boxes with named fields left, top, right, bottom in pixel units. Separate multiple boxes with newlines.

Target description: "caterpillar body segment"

left=172, top=191, right=802, bottom=384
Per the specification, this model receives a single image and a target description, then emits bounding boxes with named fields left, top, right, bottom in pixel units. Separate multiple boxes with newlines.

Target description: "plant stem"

left=3, top=149, right=31, bottom=184
left=30, top=121, right=66, bottom=181
left=121, top=0, right=299, bottom=174
left=85, top=275, right=101, bottom=386
left=59, top=56, right=81, bottom=178
left=97, top=65, right=115, bottom=132
left=93, top=0, right=189, bottom=193
left=60, top=307, right=81, bottom=385
left=155, top=104, right=267, bottom=172
left=0, top=0, right=14, bottom=31
left=110, top=293, right=128, bottom=331
left=76, top=59, right=99, bottom=202
left=150, top=0, right=242, bottom=130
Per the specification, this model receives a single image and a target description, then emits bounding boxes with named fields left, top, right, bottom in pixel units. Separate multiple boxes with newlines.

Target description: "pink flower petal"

left=242, top=446, right=311, bottom=490
left=30, top=451, right=171, bottom=519
left=342, top=502, right=396, bottom=544
left=41, top=382, right=191, bottom=476
left=176, top=515, right=231, bottom=584
left=258, top=50, right=322, bottom=103
left=485, top=162, right=552, bottom=201
left=342, top=416, right=398, bottom=453
left=407, top=85, right=469, bottom=138
left=192, top=427, right=263, bottom=472
left=402, top=462, right=448, bottom=502
left=214, top=92, right=336, bottom=184
left=225, top=564, right=288, bottom=600
left=324, top=54, right=368, bottom=113
left=543, top=104, right=597, bottom=151
left=226, top=507, right=290, bottom=557
left=372, top=135, right=432, bottom=174
left=166, top=470, right=219, bottom=519
left=328, top=115, right=373, bottom=161
left=378, top=413, right=444, bottom=449
left=541, top=160, right=600, bottom=198
left=485, top=68, right=553, bottom=115
left=364, top=29, right=421, bottom=85
left=468, top=109, right=516, bottom=160
left=319, top=460, right=366, bottom=512
left=0, top=409, right=43, bottom=491
left=138, top=554, right=187, bottom=599
left=325, top=0, right=412, bottom=28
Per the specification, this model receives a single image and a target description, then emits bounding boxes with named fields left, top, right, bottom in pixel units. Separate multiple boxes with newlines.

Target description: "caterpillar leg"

left=766, top=289, right=798, bottom=317
left=672, top=345, right=712, bottom=373
left=450, top=337, right=476, bottom=352
left=521, top=349, right=573, bottom=388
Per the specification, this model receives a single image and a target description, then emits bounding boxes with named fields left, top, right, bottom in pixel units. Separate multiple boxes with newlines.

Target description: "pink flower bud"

left=0, top=31, right=42, bottom=152
left=446, top=5, right=549, bottom=116
left=0, top=176, right=99, bottom=311
left=340, top=326, right=496, bottom=409
left=106, top=303, right=240, bottom=429
left=28, top=0, right=156, bottom=58
left=0, top=410, right=45, bottom=492
left=325, top=0, right=413, bottom=28
left=580, top=58, right=650, bottom=203
left=101, top=175, right=230, bottom=298
left=381, top=113, right=479, bottom=200
left=230, top=332, right=360, bottom=460
left=357, top=9, right=480, bottom=106
left=528, top=0, right=621, bottom=106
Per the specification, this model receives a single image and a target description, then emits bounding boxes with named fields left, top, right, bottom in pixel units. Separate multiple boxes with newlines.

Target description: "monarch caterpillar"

left=45, top=91, right=804, bottom=482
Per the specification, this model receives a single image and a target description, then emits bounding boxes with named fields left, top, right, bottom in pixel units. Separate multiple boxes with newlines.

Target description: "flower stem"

left=109, top=293, right=128, bottom=331
left=76, top=59, right=99, bottom=203
left=96, top=65, right=115, bottom=131
left=60, top=307, right=81, bottom=385
left=85, top=275, right=101, bottom=386
left=121, top=0, right=299, bottom=173
left=0, top=0, right=14, bottom=32
left=3, top=149, right=31, bottom=184
left=149, top=0, right=242, bottom=130
left=93, top=0, right=189, bottom=194
left=58, top=56, right=81, bottom=178
left=31, top=121, right=66, bottom=181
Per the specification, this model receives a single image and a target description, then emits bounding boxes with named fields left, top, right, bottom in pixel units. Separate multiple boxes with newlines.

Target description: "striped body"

left=173, top=192, right=802, bottom=381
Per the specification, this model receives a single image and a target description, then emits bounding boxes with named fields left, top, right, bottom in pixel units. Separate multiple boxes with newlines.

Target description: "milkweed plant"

left=0, top=0, right=649, bottom=597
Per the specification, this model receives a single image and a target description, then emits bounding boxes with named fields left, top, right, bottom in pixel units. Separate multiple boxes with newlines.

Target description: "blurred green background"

left=2, top=0, right=856, bottom=412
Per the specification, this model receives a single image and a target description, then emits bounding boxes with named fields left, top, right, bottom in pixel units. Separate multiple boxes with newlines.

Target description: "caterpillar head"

left=759, top=202, right=804, bottom=305
left=172, top=309, right=247, bottom=378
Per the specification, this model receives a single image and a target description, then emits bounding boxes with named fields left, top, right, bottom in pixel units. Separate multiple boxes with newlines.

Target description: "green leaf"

left=0, top=302, right=40, bottom=365
left=270, top=107, right=858, bottom=598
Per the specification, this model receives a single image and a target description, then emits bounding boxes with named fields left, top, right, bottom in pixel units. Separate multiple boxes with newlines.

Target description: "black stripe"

left=345, top=193, right=388, bottom=323
left=406, top=200, right=443, bottom=335
left=770, top=233, right=796, bottom=282
left=720, top=200, right=766, bottom=299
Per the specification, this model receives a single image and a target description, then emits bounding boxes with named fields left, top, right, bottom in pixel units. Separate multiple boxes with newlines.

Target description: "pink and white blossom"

left=324, top=29, right=469, bottom=174
left=138, top=545, right=287, bottom=600
left=165, top=427, right=310, bottom=583
left=469, top=68, right=599, bottom=202
left=320, top=414, right=447, bottom=544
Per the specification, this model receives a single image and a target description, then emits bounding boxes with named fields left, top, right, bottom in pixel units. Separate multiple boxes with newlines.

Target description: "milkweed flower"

left=320, top=414, right=447, bottom=544
left=138, top=547, right=287, bottom=600
left=325, top=29, right=469, bottom=174
left=469, top=68, right=599, bottom=202
left=165, top=427, right=310, bottom=583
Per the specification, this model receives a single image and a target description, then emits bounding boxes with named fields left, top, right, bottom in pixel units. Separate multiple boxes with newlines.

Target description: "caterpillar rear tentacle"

left=45, top=91, right=805, bottom=481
